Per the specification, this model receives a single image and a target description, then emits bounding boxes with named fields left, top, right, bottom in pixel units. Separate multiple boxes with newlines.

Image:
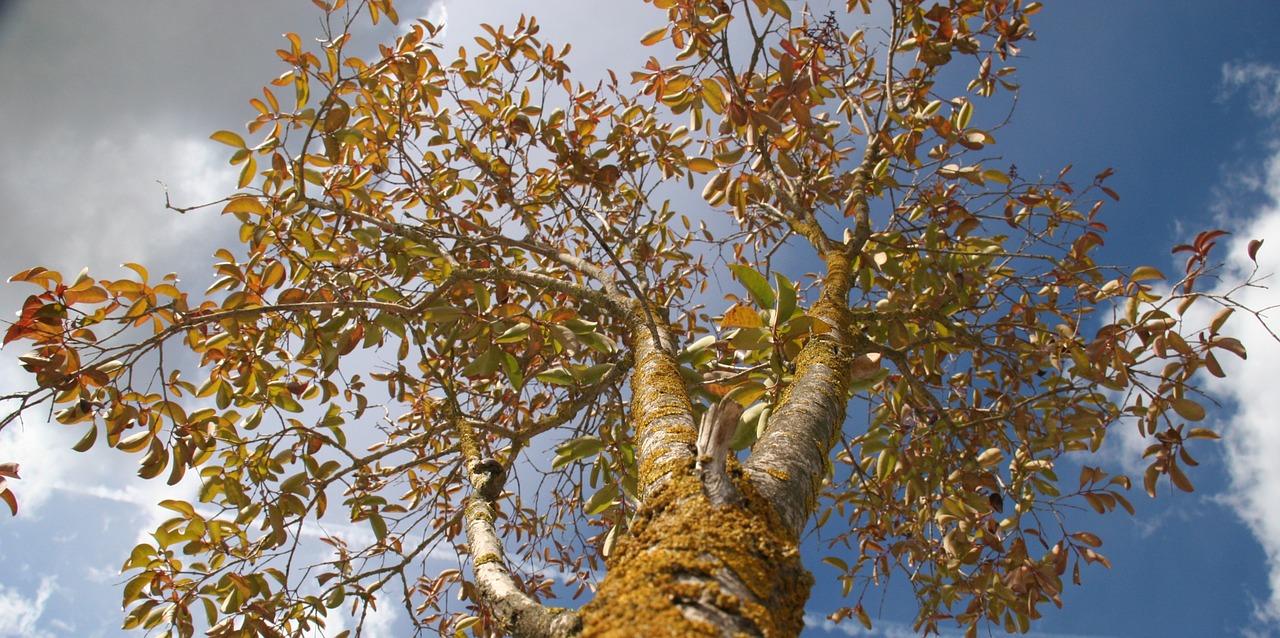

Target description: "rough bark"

left=743, top=253, right=858, bottom=536
left=576, top=469, right=811, bottom=637
left=627, top=302, right=699, bottom=499
left=742, top=158, right=874, bottom=536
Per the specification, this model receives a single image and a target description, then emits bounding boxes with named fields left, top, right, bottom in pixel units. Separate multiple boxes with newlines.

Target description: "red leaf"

left=1194, top=230, right=1229, bottom=252
left=3, top=296, right=44, bottom=345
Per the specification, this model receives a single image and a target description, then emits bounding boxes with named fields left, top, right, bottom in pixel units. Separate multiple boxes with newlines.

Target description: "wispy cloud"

left=1221, top=61, right=1280, bottom=120
left=0, top=577, right=57, bottom=638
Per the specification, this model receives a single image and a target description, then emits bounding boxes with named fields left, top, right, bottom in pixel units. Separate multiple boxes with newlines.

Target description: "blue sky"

left=2, top=1, right=1280, bottom=637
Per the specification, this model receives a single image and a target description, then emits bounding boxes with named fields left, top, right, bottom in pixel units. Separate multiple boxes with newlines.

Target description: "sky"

left=2, top=1, right=1280, bottom=637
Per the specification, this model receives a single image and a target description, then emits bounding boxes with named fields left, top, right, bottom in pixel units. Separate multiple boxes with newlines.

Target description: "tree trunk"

left=577, top=468, right=812, bottom=637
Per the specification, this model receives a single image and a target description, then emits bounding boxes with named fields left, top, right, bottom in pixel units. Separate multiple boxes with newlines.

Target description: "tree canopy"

left=0, top=0, right=1268, bottom=636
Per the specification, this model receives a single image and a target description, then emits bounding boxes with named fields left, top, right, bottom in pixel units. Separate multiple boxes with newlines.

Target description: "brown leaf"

left=0, top=488, right=15, bottom=516
left=1211, top=336, right=1248, bottom=359
left=1248, top=238, right=1264, bottom=263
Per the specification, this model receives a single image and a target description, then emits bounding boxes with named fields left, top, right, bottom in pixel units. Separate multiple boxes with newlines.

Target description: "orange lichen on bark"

left=630, top=348, right=698, bottom=491
left=578, top=464, right=812, bottom=637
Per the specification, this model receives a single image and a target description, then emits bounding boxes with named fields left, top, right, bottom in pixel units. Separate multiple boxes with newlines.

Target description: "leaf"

left=687, top=157, right=718, bottom=174
left=721, top=303, right=763, bottom=329
left=72, top=425, right=98, bottom=452
left=821, top=556, right=849, bottom=572
left=1204, top=351, right=1225, bottom=378
left=702, top=170, right=731, bottom=205
left=728, top=264, right=776, bottom=309
left=1248, top=238, right=1264, bottom=263
left=369, top=513, right=387, bottom=541
left=1169, top=462, right=1195, bottom=493
left=223, top=197, right=269, bottom=217
left=1186, top=427, right=1220, bottom=440
left=1129, top=265, right=1164, bottom=282
left=773, top=272, right=797, bottom=324
left=210, top=130, right=247, bottom=148
left=1209, top=307, right=1233, bottom=335
left=536, top=366, right=577, bottom=386
left=159, top=499, right=197, bottom=518
left=553, top=437, right=604, bottom=469
left=584, top=483, right=618, bottom=515
left=640, top=25, right=667, bottom=46
left=976, top=448, right=1004, bottom=467
left=1170, top=398, right=1205, bottom=422
left=1210, top=336, right=1247, bottom=359
left=853, top=603, right=872, bottom=630
left=1071, top=531, right=1102, bottom=548
left=0, top=487, right=15, bottom=516
left=237, top=156, right=258, bottom=188
left=117, top=430, right=153, bottom=453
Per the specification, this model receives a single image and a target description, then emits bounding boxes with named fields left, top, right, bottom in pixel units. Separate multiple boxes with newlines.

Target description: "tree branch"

left=459, top=427, right=582, bottom=637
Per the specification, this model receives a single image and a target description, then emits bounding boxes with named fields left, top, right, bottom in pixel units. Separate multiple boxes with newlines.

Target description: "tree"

left=0, top=0, right=1265, bottom=636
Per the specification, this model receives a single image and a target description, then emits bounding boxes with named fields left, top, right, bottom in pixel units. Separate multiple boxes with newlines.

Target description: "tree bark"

left=576, top=469, right=811, bottom=637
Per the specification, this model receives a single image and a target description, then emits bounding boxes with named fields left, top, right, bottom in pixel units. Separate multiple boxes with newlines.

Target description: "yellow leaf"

left=721, top=303, right=763, bottom=329
left=238, top=156, right=258, bottom=188
left=767, top=0, right=792, bottom=20
left=976, top=448, right=1004, bottom=467
left=702, top=171, right=730, bottom=205
left=640, top=25, right=667, bottom=46
left=116, top=429, right=153, bottom=453
left=687, top=157, right=718, bottom=174
left=222, top=197, right=269, bottom=217
left=1129, top=265, right=1164, bottom=282
left=210, top=130, right=246, bottom=148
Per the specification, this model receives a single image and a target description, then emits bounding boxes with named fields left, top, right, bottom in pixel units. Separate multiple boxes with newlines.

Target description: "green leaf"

left=728, top=264, right=775, bottom=309
left=461, top=347, right=502, bottom=378
left=553, top=437, right=605, bottom=469
left=584, top=483, right=618, bottom=515
left=495, top=322, right=531, bottom=343
left=369, top=513, right=387, bottom=541
left=773, top=272, right=797, bottom=325
left=537, top=366, right=577, bottom=386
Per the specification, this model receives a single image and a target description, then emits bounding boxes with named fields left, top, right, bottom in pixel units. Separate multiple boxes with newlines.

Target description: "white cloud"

left=1191, top=60, right=1280, bottom=627
left=1221, top=61, right=1280, bottom=120
left=804, top=613, right=1123, bottom=638
left=0, top=577, right=57, bottom=638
